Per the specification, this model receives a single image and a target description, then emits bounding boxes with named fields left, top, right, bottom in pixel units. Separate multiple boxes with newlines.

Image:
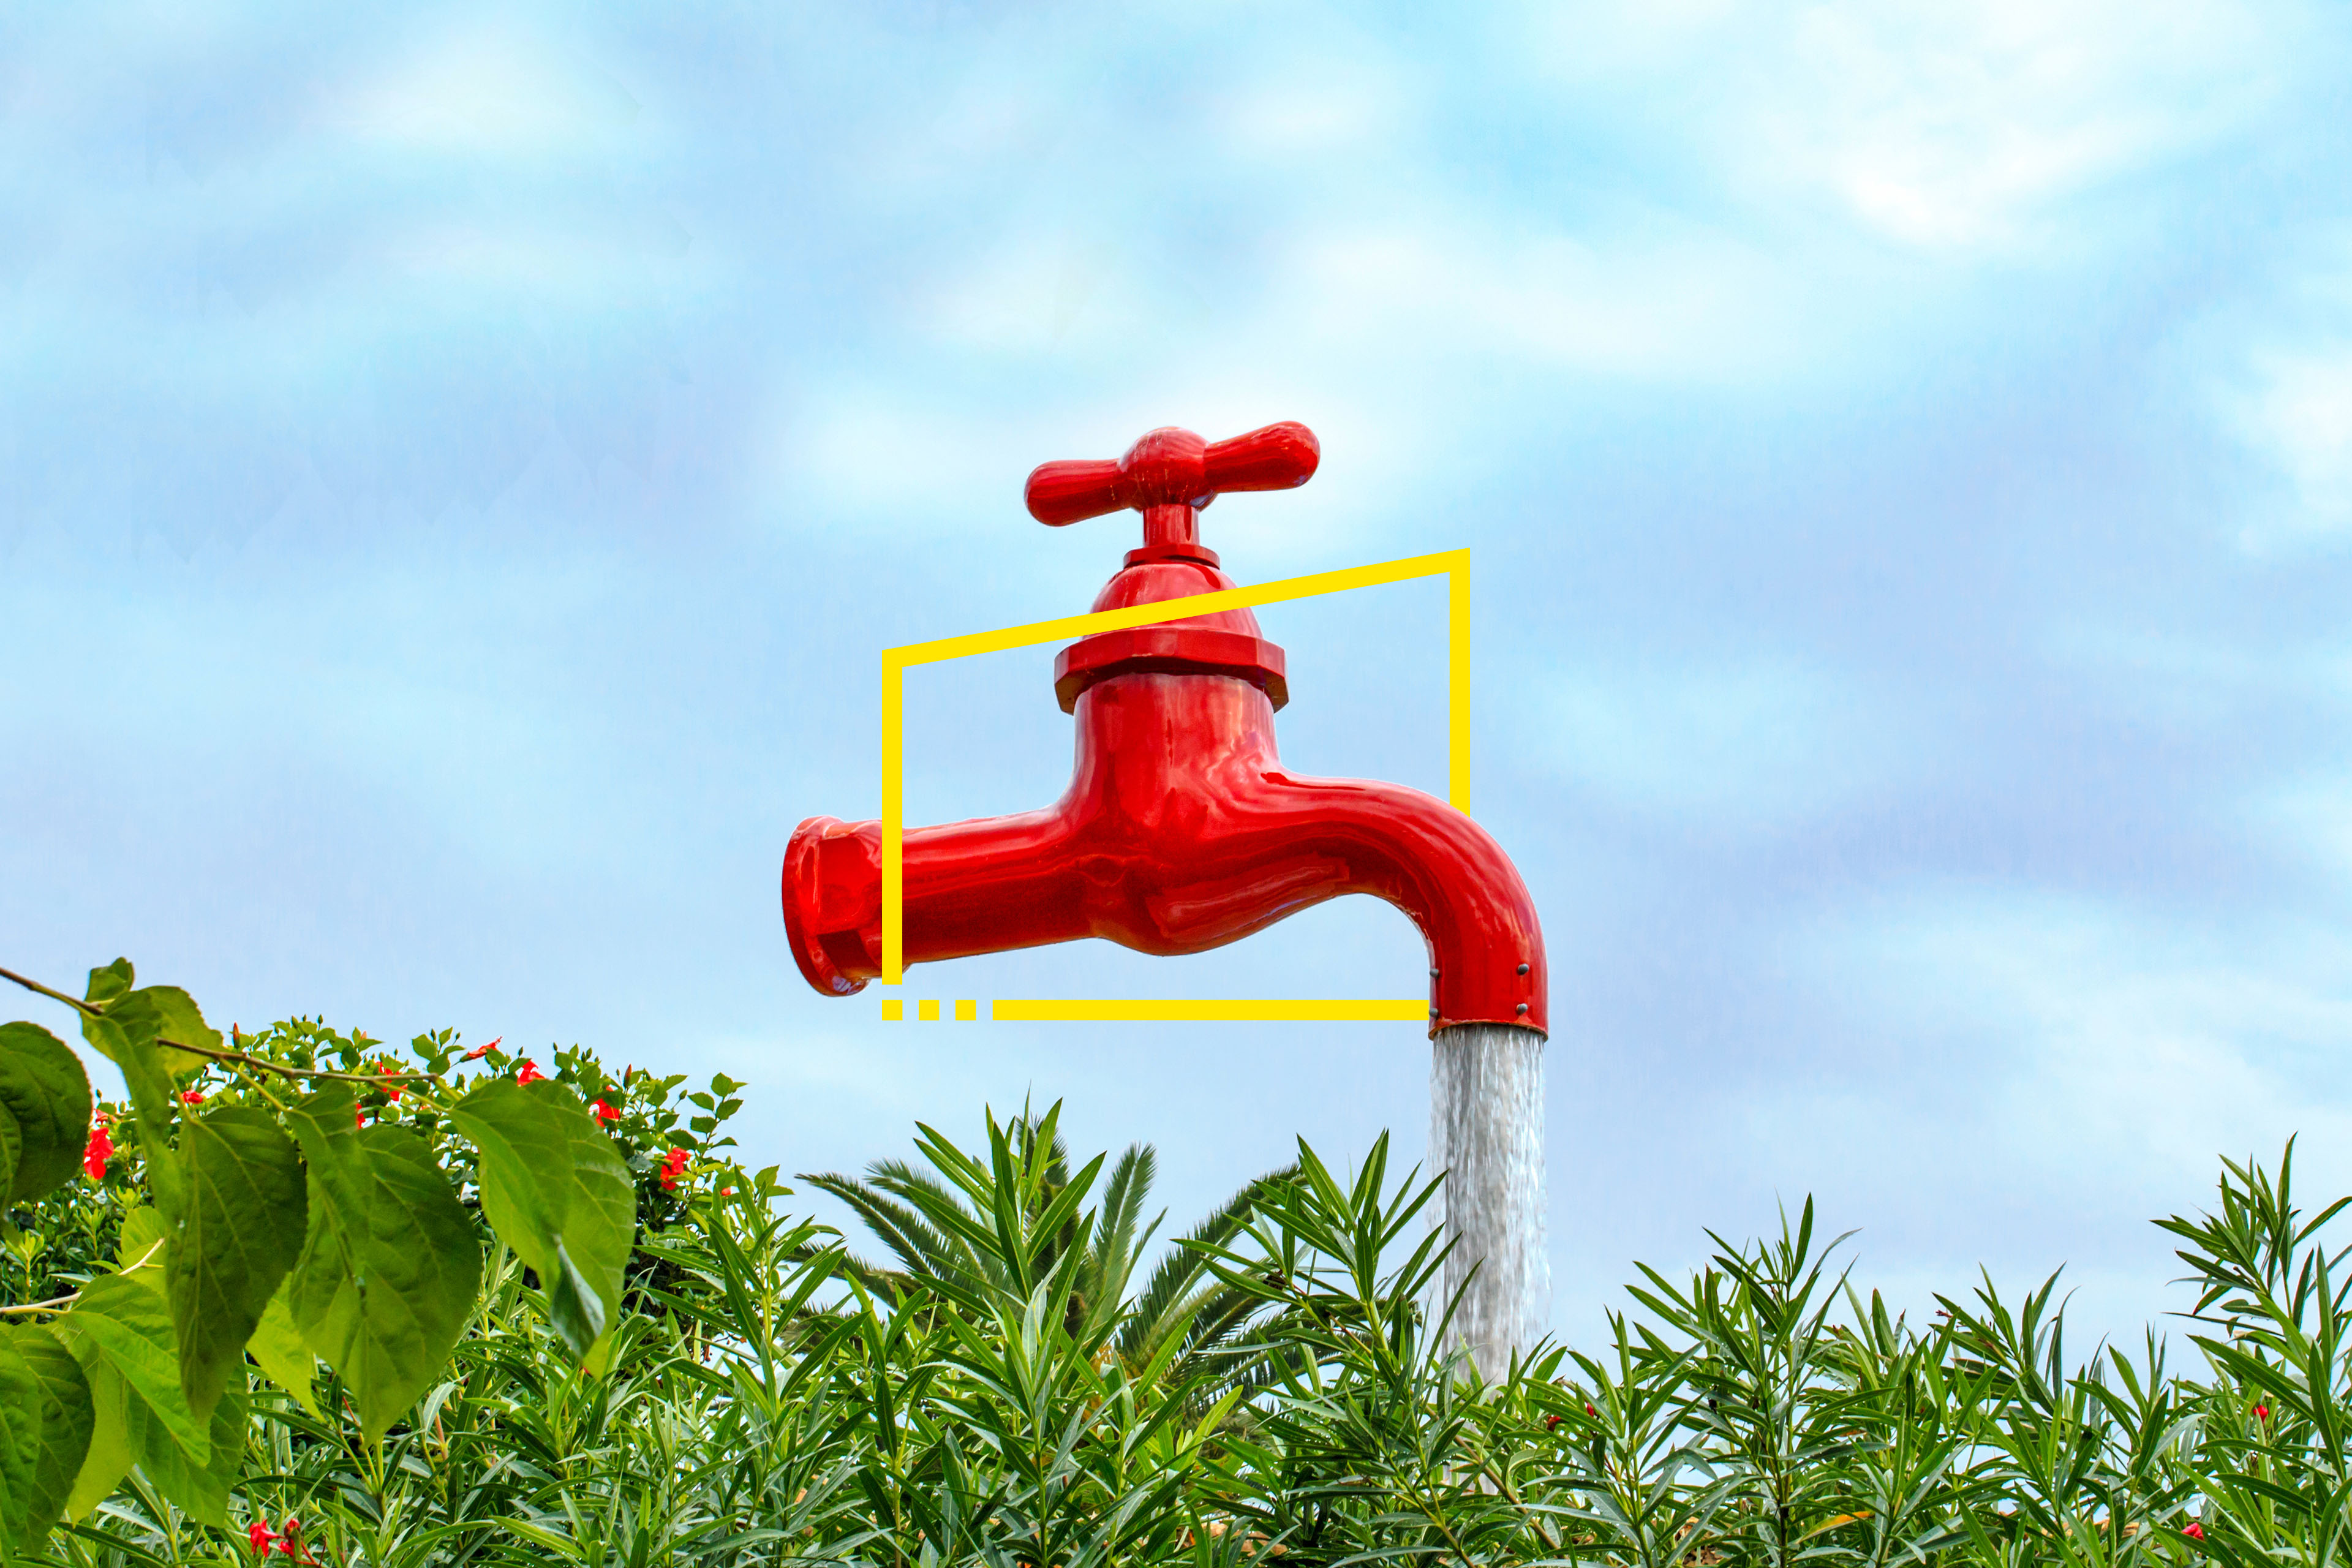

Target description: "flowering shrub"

left=0, top=957, right=652, bottom=1544
left=10, top=954, right=2352, bottom=1568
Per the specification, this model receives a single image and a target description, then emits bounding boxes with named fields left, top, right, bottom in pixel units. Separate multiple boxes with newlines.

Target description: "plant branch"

left=0, top=964, right=98, bottom=1017
left=2, top=963, right=434, bottom=1084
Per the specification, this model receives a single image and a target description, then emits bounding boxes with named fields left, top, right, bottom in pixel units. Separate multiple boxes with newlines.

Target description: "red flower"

left=355, top=1105, right=368, bottom=1127
left=248, top=1520, right=281, bottom=1556
left=590, top=1098, right=620, bottom=1126
left=1545, top=1414, right=1563, bottom=1430
left=658, top=1147, right=689, bottom=1191
left=83, top=1120, right=114, bottom=1180
left=179, top=1088, right=206, bottom=1105
left=2184, top=1523, right=2205, bottom=1541
left=374, top=1063, right=405, bottom=1102
left=515, top=1059, right=545, bottom=1085
left=460, top=1036, right=501, bottom=1062
left=2255, top=1404, right=2269, bottom=1422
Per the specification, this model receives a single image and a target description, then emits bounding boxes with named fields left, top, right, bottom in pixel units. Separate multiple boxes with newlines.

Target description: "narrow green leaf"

left=53, top=1273, right=208, bottom=1467
left=244, top=1282, right=318, bottom=1417
left=171, top=1105, right=307, bottom=1419
left=0, top=1022, right=94, bottom=1203
left=286, top=1113, right=480, bottom=1440
left=0, top=1329, right=41, bottom=1551
left=14, top=1324, right=93, bottom=1553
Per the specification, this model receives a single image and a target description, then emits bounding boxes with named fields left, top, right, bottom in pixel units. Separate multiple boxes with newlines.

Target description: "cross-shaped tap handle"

left=1025, top=422, right=1320, bottom=551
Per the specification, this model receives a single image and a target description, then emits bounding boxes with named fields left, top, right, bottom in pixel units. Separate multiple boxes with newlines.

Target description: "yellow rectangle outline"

left=881, top=546, right=1471, bottom=1000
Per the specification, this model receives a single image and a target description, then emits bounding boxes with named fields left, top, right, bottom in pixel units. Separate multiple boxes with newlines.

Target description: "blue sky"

left=7, top=0, right=2352, bottom=1346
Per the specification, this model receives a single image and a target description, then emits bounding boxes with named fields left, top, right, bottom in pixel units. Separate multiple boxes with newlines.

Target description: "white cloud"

left=1210, top=63, right=1403, bottom=157
left=2229, top=345, right=2352, bottom=532
left=1520, top=657, right=1920, bottom=829
left=1525, top=0, right=2289, bottom=255
left=1786, top=890, right=2352, bottom=1201
left=1282, top=222, right=1801, bottom=381
left=323, top=23, right=643, bottom=158
left=2202, top=232, right=2352, bottom=542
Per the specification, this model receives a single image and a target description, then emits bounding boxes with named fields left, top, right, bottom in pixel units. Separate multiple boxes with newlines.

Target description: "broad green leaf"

left=13, top=1325, right=92, bottom=1553
left=244, top=1283, right=318, bottom=1417
left=171, top=1106, right=306, bottom=1418
left=448, top=1077, right=570, bottom=1270
left=0, top=1022, right=93, bottom=1203
left=75, top=1015, right=184, bottom=1222
left=450, top=1079, right=629, bottom=1356
left=116, top=1207, right=170, bottom=1279
left=285, top=1107, right=479, bottom=1441
left=99, top=988, right=216, bottom=1088
left=281, top=1085, right=367, bottom=1238
left=0, top=1100, right=17, bottom=1204
left=62, top=1357, right=132, bottom=1521
left=0, top=1329, right=40, bottom=1551
left=129, top=1381, right=243, bottom=1528
left=82, top=960, right=134, bottom=1009
left=53, top=1273, right=208, bottom=1468
left=532, top=1079, right=634, bottom=1358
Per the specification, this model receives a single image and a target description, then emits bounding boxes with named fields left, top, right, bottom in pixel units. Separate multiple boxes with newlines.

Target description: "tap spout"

left=783, top=671, right=1547, bottom=1036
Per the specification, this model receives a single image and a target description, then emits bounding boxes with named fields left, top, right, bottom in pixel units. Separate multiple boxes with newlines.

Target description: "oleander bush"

left=6, top=957, right=2352, bottom=1568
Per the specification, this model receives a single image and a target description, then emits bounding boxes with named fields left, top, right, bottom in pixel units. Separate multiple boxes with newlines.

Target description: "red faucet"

left=782, top=421, right=1547, bottom=1036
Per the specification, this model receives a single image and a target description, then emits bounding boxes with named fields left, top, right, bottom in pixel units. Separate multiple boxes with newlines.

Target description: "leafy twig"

left=2, top=963, right=434, bottom=1085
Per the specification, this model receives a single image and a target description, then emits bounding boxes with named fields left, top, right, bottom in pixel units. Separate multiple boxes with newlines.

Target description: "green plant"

left=806, top=1108, right=1294, bottom=1396
left=12, top=961, right=2352, bottom=1568
left=0, top=958, right=639, bottom=1548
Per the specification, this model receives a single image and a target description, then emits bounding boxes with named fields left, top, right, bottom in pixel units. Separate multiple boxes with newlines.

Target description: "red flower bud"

left=2184, top=1523, right=2205, bottom=1541
left=2255, top=1404, right=2269, bottom=1421
left=179, top=1089, right=206, bottom=1105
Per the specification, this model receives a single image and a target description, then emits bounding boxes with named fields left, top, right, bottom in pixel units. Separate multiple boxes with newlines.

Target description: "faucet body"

left=782, top=423, right=1547, bottom=1036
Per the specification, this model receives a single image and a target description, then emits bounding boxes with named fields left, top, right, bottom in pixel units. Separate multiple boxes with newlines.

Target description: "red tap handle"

left=1025, top=422, right=1321, bottom=528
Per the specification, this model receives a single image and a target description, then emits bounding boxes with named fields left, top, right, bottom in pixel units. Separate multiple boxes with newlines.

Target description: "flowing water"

left=1429, top=1022, right=1548, bottom=1376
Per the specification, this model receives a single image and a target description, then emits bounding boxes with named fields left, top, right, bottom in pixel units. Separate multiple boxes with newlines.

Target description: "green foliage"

left=0, top=1023, right=91, bottom=1205
left=1, top=956, right=643, bottom=1550
left=172, top=1105, right=306, bottom=1419
left=18, top=952, right=2352, bottom=1568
